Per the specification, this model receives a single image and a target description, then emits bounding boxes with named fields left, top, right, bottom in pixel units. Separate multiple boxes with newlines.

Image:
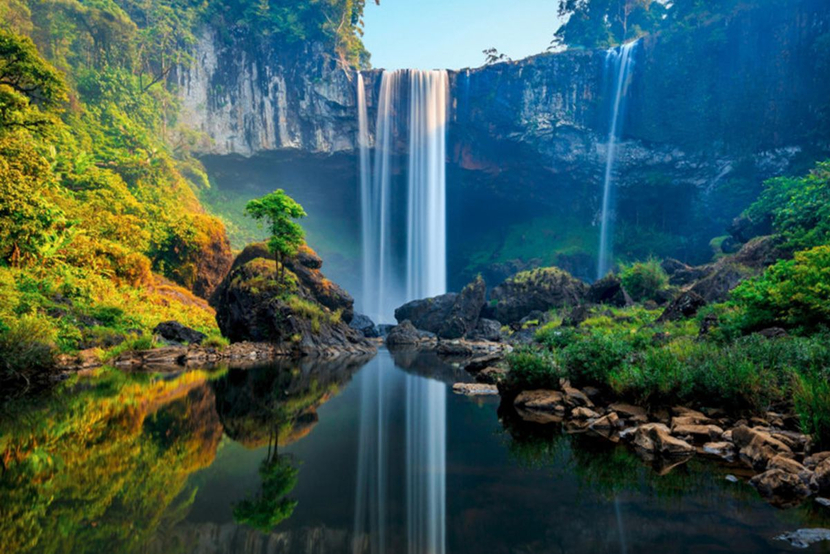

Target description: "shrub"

left=731, top=245, right=830, bottom=333
left=0, top=314, right=57, bottom=378
left=794, top=372, right=830, bottom=450
left=619, top=258, right=670, bottom=302
left=561, top=332, right=633, bottom=387
left=506, top=347, right=561, bottom=390
left=535, top=324, right=579, bottom=349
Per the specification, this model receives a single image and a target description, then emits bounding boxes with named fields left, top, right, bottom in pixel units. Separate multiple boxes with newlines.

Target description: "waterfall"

left=597, top=41, right=638, bottom=279
left=355, top=69, right=449, bottom=554
left=406, top=70, right=448, bottom=301
left=358, top=70, right=448, bottom=321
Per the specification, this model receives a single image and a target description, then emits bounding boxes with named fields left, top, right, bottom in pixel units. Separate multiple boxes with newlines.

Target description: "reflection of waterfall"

left=597, top=41, right=638, bottom=279
left=357, top=70, right=448, bottom=323
left=405, top=374, right=446, bottom=554
left=353, top=357, right=392, bottom=554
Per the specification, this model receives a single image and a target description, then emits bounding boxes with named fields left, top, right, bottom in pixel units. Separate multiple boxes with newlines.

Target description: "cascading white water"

left=597, top=41, right=638, bottom=279
left=406, top=70, right=448, bottom=301
left=355, top=69, right=449, bottom=554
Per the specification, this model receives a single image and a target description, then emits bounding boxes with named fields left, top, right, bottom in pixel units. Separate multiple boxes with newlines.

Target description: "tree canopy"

left=245, top=190, right=307, bottom=283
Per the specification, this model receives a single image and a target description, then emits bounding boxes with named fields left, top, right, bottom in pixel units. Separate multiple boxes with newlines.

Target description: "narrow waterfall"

left=406, top=70, right=448, bottom=301
left=597, top=41, right=638, bottom=279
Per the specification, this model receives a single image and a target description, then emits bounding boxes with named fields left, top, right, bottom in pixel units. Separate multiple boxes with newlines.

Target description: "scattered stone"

left=703, top=442, right=735, bottom=460
left=618, top=426, right=638, bottom=441
left=349, top=313, right=379, bottom=338
left=590, top=412, right=621, bottom=431
left=436, top=341, right=473, bottom=357
left=153, top=321, right=207, bottom=345
left=516, top=409, right=563, bottom=425
left=385, top=321, right=421, bottom=346
left=587, top=274, right=633, bottom=307
left=816, top=498, right=830, bottom=508
left=466, top=318, right=503, bottom=342
left=725, top=474, right=739, bottom=483
left=562, top=305, right=590, bottom=327
left=452, top=383, right=499, bottom=396
left=563, top=386, right=594, bottom=409
left=672, top=424, right=724, bottom=443
left=815, top=458, right=830, bottom=494
left=805, top=452, right=830, bottom=469
left=732, top=425, right=793, bottom=471
left=775, top=529, right=830, bottom=549
left=572, top=406, right=599, bottom=419
left=750, top=469, right=813, bottom=507
left=514, top=390, right=566, bottom=412
left=476, top=367, right=507, bottom=385
left=633, top=423, right=695, bottom=456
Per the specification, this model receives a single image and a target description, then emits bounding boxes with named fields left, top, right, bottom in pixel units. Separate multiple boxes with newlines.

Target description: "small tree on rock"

left=245, top=190, right=307, bottom=285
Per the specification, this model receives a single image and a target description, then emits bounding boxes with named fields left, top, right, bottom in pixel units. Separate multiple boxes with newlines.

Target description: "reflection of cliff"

left=211, top=357, right=369, bottom=449
left=0, top=370, right=224, bottom=554
left=148, top=522, right=362, bottom=554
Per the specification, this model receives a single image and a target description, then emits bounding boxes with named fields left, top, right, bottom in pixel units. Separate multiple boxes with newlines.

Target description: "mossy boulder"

left=394, top=276, right=487, bottom=339
left=210, top=243, right=371, bottom=354
left=487, top=267, right=588, bottom=324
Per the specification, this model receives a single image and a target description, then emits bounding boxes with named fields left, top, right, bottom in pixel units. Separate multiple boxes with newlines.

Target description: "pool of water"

left=2, top=349, right=829, bottom=554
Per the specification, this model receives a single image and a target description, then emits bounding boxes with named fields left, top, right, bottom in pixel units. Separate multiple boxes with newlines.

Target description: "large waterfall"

left=597, top=41, right=638, bottom=279
left=357, top=70, right=448, bottom=323
left=355, top=70, right=449, bottom=554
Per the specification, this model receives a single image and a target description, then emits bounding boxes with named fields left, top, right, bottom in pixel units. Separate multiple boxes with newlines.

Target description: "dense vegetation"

left=0, top=0, right=373, bottom=390
left=507, top=162, right=830, bottom=447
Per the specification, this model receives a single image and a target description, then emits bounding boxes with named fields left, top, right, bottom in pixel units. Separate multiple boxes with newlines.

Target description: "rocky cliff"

left=179, top=0, right=830, bottom=288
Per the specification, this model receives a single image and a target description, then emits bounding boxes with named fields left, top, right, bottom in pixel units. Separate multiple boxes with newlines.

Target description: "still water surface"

left=2, top=349, right=829, bottom=553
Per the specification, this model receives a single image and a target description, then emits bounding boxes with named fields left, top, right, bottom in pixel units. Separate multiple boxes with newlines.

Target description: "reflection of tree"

left=233, top=427, right=299, bottom=532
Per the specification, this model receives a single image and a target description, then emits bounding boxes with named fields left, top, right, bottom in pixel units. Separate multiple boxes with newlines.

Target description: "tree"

left=233, top=453, right=299, bottom=532
left=482, top=47, right=511, bottom=66
left=245, top=190, right=307, bottom=285
left=553, top=0, right=667, bottom=49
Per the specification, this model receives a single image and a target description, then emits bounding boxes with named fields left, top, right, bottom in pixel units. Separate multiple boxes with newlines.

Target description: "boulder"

left=153, top=321, right=207, bottom=345
left=488, top=267, right=588, bottom=324
left=815, top=457, right=830, bottom=494
left=729, top=214, right=773, bottom=244
left=805, top=452, right=830, bottom=470
left=349, top=313, right=379, bottom=338
left=590, top=412, right=622, bottom=431
left=750, top=469, right=813, bottom=507
left=672, top=424, right=724, bottom=443
left=563, top=385, right=594, bottom=409
left=572, top=407, right=600, bottom=419
left=385, top=321, right=421, bottom=347
left=732, top=425, right=793, bottom=470
left=561, top=305, right=590, bottom=327
left=775, top=529, right=830, bottom=549
left=656, top=291, right=706, bottom=323
left=466, top=318, right=503, bottom=342
left=452, top=383, right=499, bottom=396
left=476, top=366, right=507, bottom=385
left=395, top=276, right=486, bottom=339
left=210, top=245, right=370, bottom=354
left=514, top=390, right=566, bottom=412
left=633, top=423, right=695, bottom=456
left=703, top=441, right=736, bottom=460
left=609, top=402, right=648, bottom=422
left=587, top=275, right=632, bottom=307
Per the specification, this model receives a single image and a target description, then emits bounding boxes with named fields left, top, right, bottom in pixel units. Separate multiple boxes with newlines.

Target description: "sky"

left=362, top=0, right=563, bottom=70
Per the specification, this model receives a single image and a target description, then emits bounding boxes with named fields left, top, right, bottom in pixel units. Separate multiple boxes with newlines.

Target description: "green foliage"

left=619, top=258, right=670, bottom=302
left=794, top=371, right=830, bottom=450
left=553, top=0, right=667, bottom=49
left=745, top=161, right=830, bottom=252
left=246, top=190, right=307, bottom=283
left=506, top=346, right=561, bottom=390
left=731, top=245, right=830, bottom=333
left=560, top=331, right=633, bottom=387
left=233, top=454, right=299, bottom=532
left=0, top=313, right=56, bottom=379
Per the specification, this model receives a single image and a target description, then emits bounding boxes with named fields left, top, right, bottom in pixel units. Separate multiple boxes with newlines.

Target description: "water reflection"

left=3, top=352, right=830, bottom=554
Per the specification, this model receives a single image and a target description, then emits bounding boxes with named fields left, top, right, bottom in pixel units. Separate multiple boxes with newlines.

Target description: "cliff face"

left=180, top=0, right=830, bottom=286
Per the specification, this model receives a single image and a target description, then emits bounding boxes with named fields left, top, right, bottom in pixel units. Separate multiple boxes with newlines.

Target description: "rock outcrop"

left=210, top=243, right=373, bottom=356
left=487, top=268, right=588, bottom=324
left=394, top=276, right=487, bottom=339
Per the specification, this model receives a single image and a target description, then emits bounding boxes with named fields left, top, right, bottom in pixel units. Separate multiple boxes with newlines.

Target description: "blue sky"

left=362, top=0, right=563, bottom=70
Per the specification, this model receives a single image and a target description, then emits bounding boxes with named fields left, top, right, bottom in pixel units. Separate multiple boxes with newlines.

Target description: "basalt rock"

left=385, top=321, right=422, bottom=347
left=587, top=275, right=632, bottom=307
left=153, top=321, right=207, bottom=345
left=210, top=243, right=372, bottom=355
left=394, top=276, right=487, bottom=339
left=350, top=313, right=379, bottom=338
left=466, top=318, right=503, bottom=342
left=488, top=268, right=588, bottom=324
left=656, top=291, right=707, bottom=323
